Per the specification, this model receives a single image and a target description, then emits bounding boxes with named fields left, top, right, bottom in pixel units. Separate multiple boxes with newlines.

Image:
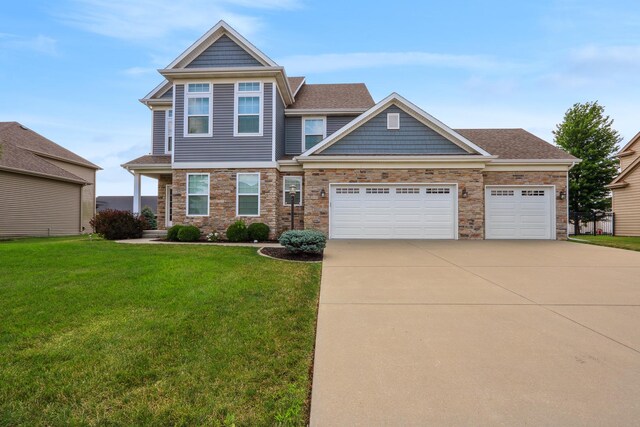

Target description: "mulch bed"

left=260, top=247, right=323, bottom=262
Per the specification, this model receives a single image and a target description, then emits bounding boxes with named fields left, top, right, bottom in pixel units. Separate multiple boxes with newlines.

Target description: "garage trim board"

left=485, top=185, right=556, bottom=240
left=329, top=183, right=458, bottom=240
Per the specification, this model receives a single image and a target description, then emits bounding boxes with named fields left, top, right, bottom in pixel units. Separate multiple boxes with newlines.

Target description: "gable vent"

left=387, top=113, right=400, bottom=130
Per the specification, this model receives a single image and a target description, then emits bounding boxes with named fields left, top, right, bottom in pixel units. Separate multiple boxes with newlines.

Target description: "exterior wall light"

left=461, top=188, right=468, bottom=198
left=558, top=190, right=566, bottom=200
left=320, top=188, right=326, bottom=198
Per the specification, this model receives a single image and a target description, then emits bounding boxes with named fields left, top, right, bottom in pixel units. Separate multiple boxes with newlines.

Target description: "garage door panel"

left=486, top=186, right=553, bottom=240
left=330, top=184, right=456, bottom=239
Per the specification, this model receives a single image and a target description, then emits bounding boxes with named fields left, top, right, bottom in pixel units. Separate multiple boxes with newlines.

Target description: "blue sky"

left=1, top=0, right=639, bottom=195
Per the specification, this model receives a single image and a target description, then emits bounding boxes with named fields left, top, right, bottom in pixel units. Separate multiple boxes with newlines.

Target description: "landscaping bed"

left=0, top=236, right=321, bottom=425
left=260, top=247, right=323, bottom=262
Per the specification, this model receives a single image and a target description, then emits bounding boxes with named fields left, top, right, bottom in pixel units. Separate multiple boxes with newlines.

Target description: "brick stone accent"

left=483, top=171, right=568, bottom=240
left=303, top=168, right=485, bottom=239
left=172, top=169, right=279, bottom=239
left=277, top=173, right=305, bottom=235
left=156, top=174, right=172, bottom=229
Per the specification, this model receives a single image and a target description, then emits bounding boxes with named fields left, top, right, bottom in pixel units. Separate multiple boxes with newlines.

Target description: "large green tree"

left=553, top=101, right=620, bottom=212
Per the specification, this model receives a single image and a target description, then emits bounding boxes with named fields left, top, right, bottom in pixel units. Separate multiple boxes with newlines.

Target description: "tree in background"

left=554, top=101, right=620, bottom=212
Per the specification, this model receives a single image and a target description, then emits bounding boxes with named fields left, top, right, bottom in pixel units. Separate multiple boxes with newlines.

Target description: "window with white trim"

left=237, top=173, right=260, bottom=216
left=165, top=109, right=173, bottom=153
left=303, top=117, right=326, bottom=151
left=186, top=174, right=209, bottom=216
left=283, top=176, right=302, bottom=206
left=235, top=82, right=262, bottom=135
left=185, top=83, right=211, bottom=136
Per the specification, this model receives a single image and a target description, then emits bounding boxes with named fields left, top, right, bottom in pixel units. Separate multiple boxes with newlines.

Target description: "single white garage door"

left=485, top=186, right=554, bottom=239
left=330, top=184, right=457, bottom=239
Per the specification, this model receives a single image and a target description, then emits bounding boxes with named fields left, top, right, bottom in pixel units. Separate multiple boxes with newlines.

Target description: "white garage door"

left=330, top=184, right=457, bottom=239
left=485, top=186, right=554, bottom=239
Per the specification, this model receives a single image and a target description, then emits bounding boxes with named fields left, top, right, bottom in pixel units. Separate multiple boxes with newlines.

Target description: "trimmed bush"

left=167, top=224, right=185, bottom=242
left=226, top=220, right=249, bottom=242
left=247, top=222, right=270, bottom=242
left=141, top=206, right=157, bottom=230
left=279, top=230, right=326, bottom=254
left=177, top=225, right=200, bottom=242
left=90, top=209, right=147, bottom=240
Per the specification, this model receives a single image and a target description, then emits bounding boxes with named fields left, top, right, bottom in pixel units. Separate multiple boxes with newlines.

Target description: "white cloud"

left=0, top=34, right=58, bottom=55
left=57, top=0, right=298, bottom=41
left=571, top=44, right=640, bottom=68
left=278, top=51, right=514, bottom=75
left=122, top=66, right=157, bottom=76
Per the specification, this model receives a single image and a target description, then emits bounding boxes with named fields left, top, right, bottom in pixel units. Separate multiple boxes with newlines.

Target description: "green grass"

left=0, top=236, right=321, bottom=426
left=570, top=235, right=640, bottom=252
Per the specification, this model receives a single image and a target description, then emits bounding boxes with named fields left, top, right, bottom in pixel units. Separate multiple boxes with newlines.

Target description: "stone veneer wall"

left=277, top=173, right=305, bottom=235
left=303, top=168, right=485, bottom=239
left=156, top=174, right=172, bottom=230
left=483, top=171, right=568, bottom=240
left=171, top=169, right=279, bottom=239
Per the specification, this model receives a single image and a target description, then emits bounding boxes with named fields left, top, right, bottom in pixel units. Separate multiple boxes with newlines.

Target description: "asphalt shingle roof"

left=288, top=83, right=375, bottom=110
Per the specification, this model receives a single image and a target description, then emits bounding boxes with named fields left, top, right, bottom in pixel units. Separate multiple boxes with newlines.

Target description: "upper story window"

left=235, top=82, right=262, bottom=136
left=185, top=83, right=212, bottom=137
left=303, top=117, right=326, bottom=151
left=165, top=109, right=173, bottom=153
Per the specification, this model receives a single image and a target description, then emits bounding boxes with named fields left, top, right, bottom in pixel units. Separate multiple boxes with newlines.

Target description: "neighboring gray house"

left=0, top=122, right=100, bottom=237
left=122, top=21, right=578, bottom=240
left=96, top=196, right=158, bottom=214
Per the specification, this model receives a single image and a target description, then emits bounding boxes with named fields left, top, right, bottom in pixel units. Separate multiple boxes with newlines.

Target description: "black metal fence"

left=568, top=211, right=615, bottom=236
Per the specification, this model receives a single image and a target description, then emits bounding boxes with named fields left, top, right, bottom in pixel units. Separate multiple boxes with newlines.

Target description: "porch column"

left=133, top=173, right=142, bottom=213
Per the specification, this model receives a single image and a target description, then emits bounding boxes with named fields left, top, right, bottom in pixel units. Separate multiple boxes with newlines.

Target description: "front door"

left=166, top=185, right=173, bottom=227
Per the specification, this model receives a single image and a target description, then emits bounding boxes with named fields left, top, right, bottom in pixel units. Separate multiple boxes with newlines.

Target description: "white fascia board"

left=141, top=80, right=172, bottom=104
left=490, top=159, right=581, bottom=164
left=166, top=20, right=278, bottom=69
left=172, top=161, right=278, bottom=169
left=284, top=108, right=367, bottom=116
left=301, top=93, right=492, bottom=157
left=296, top=154, right=492, bottom=163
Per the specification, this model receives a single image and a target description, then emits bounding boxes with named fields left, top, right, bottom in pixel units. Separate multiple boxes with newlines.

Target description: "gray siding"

left=186, top=35, right=262, bottom=68
left=152, top=110, right=166, bottom=155
left=285, top=115, right=358, bottom=156
left=275, top=89, right=286, bottom=159
left=174, top=82, right=273, bottom=162
left=0, top=170, right=81, bottom=237
left=159, top=87, right=173, bottom=99
left=321, top=106, right=469, bottom=155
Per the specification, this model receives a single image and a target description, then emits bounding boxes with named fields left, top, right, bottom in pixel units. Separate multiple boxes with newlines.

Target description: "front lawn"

left=570, top=235, right=640, bottom=252
left=0, top=236, right=321, bottom=426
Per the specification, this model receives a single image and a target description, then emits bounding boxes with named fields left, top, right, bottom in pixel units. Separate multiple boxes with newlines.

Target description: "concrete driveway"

left=310, top=240, right=640, bottom=426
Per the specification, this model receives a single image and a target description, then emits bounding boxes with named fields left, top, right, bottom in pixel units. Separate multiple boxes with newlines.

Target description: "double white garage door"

left=329, top=184, right=554, bottom=240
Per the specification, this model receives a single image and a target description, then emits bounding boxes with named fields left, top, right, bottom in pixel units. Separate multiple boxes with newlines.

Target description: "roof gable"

left=302, top=93, right=492, bottom=157
left=185, top=34, right=262, bottom=68
left=609, top=155, right=640, bottom=186
left=618, top=131, right=640, bottom=155
left=166, top=20, right=277, bottom=69
left=320, top=105, right=469, bottom=155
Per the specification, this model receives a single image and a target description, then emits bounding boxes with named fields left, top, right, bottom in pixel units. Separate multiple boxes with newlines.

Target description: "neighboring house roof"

left=617, top=131, right=640, bottom=156
left=455, top=129, right=577, bottom=161
left=122, top=154, right=171, bottom=166
left=302, top=93, right=492, bottom=157
left=608, top=155, right=640, bottom=188
left=0, top=122, right=100, bottom=169
left=96, top=196, right=158, bottom=213
left=288, top=83, right=375, bottom=111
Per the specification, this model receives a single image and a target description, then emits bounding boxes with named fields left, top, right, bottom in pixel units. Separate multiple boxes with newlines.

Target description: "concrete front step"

left=142, top=229, right=167, bottom=238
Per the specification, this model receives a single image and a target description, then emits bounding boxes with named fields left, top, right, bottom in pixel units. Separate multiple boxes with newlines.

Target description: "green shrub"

left=90, top=209, right=147, bottom=240
left=247, top=222, right=270, bottom=242
left=167, top=224, right=185, bottom=241
left=226, top=220, right=249, bottom=242
left=140, top=206, right=157, bottom=230
left=177, top=225, right=200, bottom=242
left=279, top=230, right=326, bottom=254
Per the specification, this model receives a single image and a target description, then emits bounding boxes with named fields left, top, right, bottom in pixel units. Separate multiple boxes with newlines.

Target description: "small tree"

left=553, top=101, right=620, bottom=212
left=140, top=206, right=157, bottom=230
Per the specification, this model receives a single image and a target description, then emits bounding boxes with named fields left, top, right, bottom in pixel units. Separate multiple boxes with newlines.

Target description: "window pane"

left=305, top=134, right=323, bottom=150
left=238, top=96, right=260, bottom=114
left=238, top=174, right=259, bottom=194
left=305, top=119, right=324, bottom=136
left=239, top=82, right=260, bottom=92
left=188, top=116, right=209, bottom=134
left=285, top=190, right=301, bottom=205
left=188, top=195, right=208, bottom=215
left=238, top=195, right=259, bottom=215
left=188, top=97, right=209, bottom=115
left=167, top=136, right=173, bottom=152
left=167, top=109, right=173, bottom=118
left=238, top=115, right=259, bottom=133
left=188, top=174, right=208, bottom=194
left=284, top=177, right=302, bottom=192
left=188, top=83, right=210, bottom=93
